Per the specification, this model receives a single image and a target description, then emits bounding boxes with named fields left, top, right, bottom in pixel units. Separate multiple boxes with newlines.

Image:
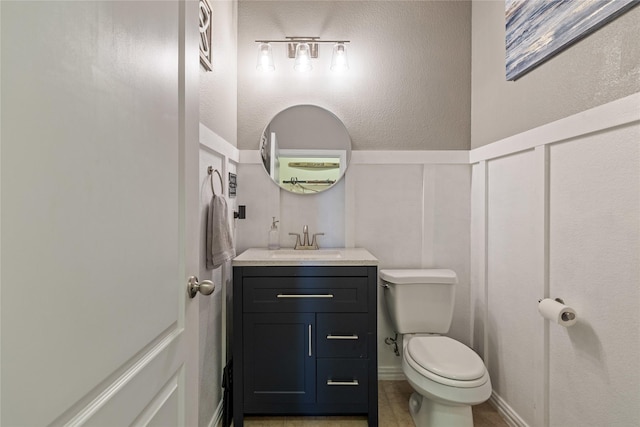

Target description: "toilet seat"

left=405, top=336, right=489, bottom=389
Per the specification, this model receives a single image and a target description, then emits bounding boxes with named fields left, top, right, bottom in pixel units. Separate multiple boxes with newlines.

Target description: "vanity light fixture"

left=255, top=37, right=350, bottom=73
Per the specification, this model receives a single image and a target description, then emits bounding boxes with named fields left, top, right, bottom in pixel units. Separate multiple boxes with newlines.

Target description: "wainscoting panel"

left=199, top=124, right=239, bottom=427
left=547, top=124, right=639, bottom=427
left=471, top=93, right=640, bottom=427
left=486, top=149, right=540, bottom=426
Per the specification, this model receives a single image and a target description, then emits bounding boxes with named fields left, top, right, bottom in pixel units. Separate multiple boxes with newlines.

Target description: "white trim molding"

left=470, top=92, right=640, bottom=164
left=490, top=392, right=530, bottom=427
left=240, top=149, right=469, bottom=165
left=532, top=145, right=550, bottom=427
left=209, top=399, right=223, bottom=427
left=351, top=150, right=469, bottom=165
left=377, top=366, right=406, bottom=381
left=200, top=124, right=240, bottom=162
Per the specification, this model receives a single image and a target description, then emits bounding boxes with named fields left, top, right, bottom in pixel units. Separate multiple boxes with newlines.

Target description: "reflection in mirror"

left=260, top=105, right=351, bottom=194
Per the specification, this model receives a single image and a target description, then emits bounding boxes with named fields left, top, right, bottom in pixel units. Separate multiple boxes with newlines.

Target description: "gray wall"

left=238, top=0, right=471, bottom=151
left=471, top=0, right=640, bottom=148
left=200, top=0, right=238, bottom=146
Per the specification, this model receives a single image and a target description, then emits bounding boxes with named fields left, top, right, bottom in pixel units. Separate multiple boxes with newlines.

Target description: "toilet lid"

left=407, top=336, right=486, bottom=381
left=379, top=269, right=457, bottom=284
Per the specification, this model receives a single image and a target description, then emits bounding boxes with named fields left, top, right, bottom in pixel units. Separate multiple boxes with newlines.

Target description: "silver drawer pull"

left=327, top=380, right=359, bottom=386
left=326, top=334, right=359, bottom=340
left=276, top=294, right=334, bottom=298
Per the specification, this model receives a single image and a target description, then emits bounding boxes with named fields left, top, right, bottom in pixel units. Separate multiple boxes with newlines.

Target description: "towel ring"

left=207, top=166, right=224, bottom=195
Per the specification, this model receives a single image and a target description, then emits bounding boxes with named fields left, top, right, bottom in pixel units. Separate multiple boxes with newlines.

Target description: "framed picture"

left=199, top=0, right=213, bottom=71
left=506, top=0, right=639, bottom=80
left=228, top=173, right=237, bottom=198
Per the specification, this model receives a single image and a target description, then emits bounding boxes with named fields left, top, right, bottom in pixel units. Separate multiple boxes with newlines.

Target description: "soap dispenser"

left=268, top=217, right=280, bottom=250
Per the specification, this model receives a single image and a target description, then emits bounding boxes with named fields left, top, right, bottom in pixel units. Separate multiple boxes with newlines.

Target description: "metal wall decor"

left=228, top=173, right=237, bottom=197
left=199, top=0, right=213, bottom=71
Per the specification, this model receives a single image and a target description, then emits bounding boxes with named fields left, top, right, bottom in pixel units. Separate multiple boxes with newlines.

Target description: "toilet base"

left=409, top=392, right=474, bottom=427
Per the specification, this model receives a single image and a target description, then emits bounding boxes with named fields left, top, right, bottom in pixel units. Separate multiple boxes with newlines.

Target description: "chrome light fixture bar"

left=255, top=37, right=350, bottom=72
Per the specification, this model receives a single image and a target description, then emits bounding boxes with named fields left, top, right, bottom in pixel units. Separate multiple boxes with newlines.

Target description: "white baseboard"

left=209, top=398, right=224, bottom=427
left=489, top=391, right=529, bottom=427
left=378, top=365, right=406, bottom=381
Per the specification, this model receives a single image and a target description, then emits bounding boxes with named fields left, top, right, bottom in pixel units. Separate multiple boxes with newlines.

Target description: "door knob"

left=187, top=276, right=215, bottom=298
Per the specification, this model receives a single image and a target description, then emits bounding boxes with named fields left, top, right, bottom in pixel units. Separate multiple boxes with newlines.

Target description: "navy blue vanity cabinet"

left=232, top=265, right=378, bottom=427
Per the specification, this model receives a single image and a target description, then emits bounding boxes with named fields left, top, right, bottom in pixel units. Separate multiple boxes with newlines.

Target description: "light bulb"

left=330, top=43, right=349, bottom=72
left=256, top=43, right=274, bottom=72
left=294, top=43, right=312, bottom=72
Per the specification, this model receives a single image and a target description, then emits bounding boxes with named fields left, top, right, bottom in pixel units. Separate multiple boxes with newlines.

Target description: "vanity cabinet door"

left=242, top=312, right=316, bottom=408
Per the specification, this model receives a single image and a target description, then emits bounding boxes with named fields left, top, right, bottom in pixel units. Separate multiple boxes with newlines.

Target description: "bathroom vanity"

left=232, top=248, right=378, bottom=426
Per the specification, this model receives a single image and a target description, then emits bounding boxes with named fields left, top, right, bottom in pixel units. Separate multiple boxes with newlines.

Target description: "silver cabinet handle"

left=187, top=276, right=215, bottom=298
left=277, top=294, right=334, bottom=298
left=308, top=324, right=312, bottom=357
left=327, top=380, right=359, bottom=386
left=326, top=334, right=359, bottom=340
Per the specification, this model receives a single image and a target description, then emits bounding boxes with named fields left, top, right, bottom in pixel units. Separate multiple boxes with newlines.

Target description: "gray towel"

left=206, top=194, right=235, bottom=269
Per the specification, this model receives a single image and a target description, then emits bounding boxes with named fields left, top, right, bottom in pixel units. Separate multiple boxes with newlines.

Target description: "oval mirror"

left=260, top=105, right=352, bottom=194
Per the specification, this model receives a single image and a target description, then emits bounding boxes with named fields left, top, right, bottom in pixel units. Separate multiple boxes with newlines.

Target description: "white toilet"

left=380, top=269, right=492, bottom=427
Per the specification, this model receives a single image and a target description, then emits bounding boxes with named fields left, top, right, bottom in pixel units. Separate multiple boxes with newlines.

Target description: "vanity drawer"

left=316, top=313, right=368, bottom=358
left=242, top=277, right=368, bottom=313
left=317, top=359, right=368, bottom=405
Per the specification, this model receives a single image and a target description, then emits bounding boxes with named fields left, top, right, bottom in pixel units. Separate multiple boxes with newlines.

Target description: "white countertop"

left=232, top=248, right=378, bottom=267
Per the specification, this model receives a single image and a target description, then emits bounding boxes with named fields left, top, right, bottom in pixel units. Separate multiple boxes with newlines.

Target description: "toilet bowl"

left=380, top=269, right=492, bottom=427
left=402, top=334, right=491, bottom=426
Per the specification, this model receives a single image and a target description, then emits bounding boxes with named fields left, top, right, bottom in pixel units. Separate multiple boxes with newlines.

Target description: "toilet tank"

left=380, top=269, right=457, bottom=334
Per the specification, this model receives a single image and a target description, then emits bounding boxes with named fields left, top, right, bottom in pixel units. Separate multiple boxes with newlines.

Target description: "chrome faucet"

left=302, top=225, right=310, bottom=247
left=289, top=225, right=324, bottom=250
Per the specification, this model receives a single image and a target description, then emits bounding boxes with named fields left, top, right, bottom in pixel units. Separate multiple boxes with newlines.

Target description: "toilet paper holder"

left=538, top=297, right=576, bottom=322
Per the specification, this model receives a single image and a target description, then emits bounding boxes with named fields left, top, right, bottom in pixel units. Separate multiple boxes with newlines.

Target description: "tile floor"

left=238, top=380, right=509, bottom=426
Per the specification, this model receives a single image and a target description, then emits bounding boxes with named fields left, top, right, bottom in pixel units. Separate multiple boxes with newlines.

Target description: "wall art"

left=506, top=0, right=639, bottom=80
left=199, top=0, right=213, bottom=71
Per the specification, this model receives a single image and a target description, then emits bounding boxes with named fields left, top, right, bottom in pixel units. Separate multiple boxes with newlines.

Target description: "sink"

left=269, top=249, right=343, bottom=260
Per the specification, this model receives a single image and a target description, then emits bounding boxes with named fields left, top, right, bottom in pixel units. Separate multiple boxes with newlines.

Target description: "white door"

left=1, top=1, right=201, bottom=426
